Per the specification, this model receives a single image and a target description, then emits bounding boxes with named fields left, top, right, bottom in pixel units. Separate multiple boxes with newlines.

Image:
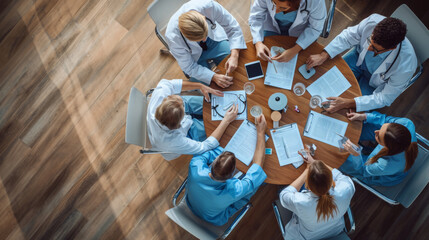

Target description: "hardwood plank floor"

left=0, top=0, right=428, bottom=239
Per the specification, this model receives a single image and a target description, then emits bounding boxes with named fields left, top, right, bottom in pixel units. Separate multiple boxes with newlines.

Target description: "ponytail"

left=316, top=193, right=338, bottom=222
left=405, top=142, right=418, bottom=171
left=366, top=123, right=418, bottom=172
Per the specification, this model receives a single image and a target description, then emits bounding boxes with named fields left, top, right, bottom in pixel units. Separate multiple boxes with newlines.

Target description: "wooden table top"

left=203, top=36, right=362, bottom=185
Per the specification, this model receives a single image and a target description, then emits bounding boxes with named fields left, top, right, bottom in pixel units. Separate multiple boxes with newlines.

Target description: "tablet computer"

left=245, top=60, right=264, bottom=80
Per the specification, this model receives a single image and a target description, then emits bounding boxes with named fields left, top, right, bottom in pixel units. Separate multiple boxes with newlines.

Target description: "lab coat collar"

left=269, top=0, right=307, bottom=34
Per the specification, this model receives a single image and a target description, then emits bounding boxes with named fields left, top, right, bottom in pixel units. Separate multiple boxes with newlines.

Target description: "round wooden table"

left=203, top=36, right=362, bottom=185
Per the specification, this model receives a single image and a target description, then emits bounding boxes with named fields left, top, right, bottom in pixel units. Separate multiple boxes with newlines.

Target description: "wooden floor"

left=0, top=0, right=428, bottom=239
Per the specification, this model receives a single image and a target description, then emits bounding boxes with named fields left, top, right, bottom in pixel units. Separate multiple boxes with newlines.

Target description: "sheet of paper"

left=225, top=120, right=269, bottom=166
left=307, top=66, right=351, bottom=101
left=303, top=110, right=348, bottom=147
left=211, top=90, right=247, bottom=121
left=270, top=123, right=304, bottom=167
left=264, top=46, right=298, bottom=90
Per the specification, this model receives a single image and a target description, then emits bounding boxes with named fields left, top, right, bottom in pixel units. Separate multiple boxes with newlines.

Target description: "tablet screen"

left=245, top=61, right=264, bottom=80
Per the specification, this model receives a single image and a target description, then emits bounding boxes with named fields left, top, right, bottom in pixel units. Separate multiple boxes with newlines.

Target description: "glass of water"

left=244, top=82, right=255, bottom=95
left=250, top=105, right=262, bottom=124
left=293, top=82, right=306, bottom=96
left=309, top=95, right=323, bottom=109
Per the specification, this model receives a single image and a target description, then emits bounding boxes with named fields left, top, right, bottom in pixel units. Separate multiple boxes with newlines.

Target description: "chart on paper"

left=264, top=46, right=298, bottom=90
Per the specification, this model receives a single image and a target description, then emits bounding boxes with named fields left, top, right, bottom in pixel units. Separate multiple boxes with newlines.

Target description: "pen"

left=269, top=57, right=278, bottom=73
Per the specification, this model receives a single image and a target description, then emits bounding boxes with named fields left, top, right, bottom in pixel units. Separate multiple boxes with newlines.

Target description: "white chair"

left=352, top=133, right=429, bottom=208
left=272, top=200, right=355, bottom=240
left=147, top=0, right=189, bottom=54
left=125, top=87, right=166, bottom=154
left=321, top=0, right=337, bottom=38
left=165, top=178, right=252, bottom=240
left=391, top=4, right=429, bottom=87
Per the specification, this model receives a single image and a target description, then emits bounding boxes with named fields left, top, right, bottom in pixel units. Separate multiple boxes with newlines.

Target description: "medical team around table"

left=144, top=0, right=420, bottom=238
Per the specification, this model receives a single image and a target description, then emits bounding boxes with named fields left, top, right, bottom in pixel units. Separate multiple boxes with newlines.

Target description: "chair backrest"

left=125, top=87, right=151, bottom=149
left=371, top=133, right=429, bottom=208
left=391, top=4, right=429, bottom=65
left=165, top=199, right=229, bottom=240
left=147, top=0, right=189, bottom=36
left=321, top=0, right=337, bottom=38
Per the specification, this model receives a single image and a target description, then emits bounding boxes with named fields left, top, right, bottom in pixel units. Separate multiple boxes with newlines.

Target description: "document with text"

left=211, top=90, right=247, bottom=121
left=264, top=46, right=298, bottom=90
left=303, top=110, right=348, bottom=147
left=225, top=120, right=269, bottom=166
left=270, top=123, right=304, bottom=167
left=307, top=66, right=351, bottom=101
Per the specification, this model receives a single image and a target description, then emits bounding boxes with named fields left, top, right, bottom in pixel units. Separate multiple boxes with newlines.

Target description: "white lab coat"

left=165, top=0, right=246, bottom=85
left=248, top=0, right=326, bottom=49
left=279, top=169, right=355, bottom=240
left=324, top=14, right=418, bottom=112
left=147, top=79, right=219, bottom=160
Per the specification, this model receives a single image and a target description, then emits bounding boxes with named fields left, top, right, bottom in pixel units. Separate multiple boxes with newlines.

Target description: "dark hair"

left=372, top=17, right=407, bottom=49
left=306, top=161, right=338, bottom=222
left=278, top=0, right=301, bottom=9
left=211, top=151, right=236, bottom=181
left=367, top=123, right=418, bottom=171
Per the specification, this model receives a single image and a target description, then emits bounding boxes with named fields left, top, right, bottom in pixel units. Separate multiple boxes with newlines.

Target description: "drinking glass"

left=250, top=105, right=262, bottom=124
left=293, top=82, right=306, bottom=96
left=244, top=82, right=255, bottom=95
left=309, top=95, right=323, bottom=109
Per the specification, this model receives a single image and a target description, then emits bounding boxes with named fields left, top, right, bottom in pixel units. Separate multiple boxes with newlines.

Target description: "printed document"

left=270, top=123, right=304, bottom=167
left=211, top=90, right=247, bottom=121
left=307, top=66, right=351, bottom=101
left=225, top=120, right=269, bottom=166
left=303, top=110, right=348, bottom=147
left=264, top=46, right=298, bottom=90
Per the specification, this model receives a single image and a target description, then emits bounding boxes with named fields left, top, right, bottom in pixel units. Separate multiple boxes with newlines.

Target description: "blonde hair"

left=155, top=95, right=184, bottom=130
left=306, top=161, right=338, bottom=222
left=178, top=11, right=208, bottom=41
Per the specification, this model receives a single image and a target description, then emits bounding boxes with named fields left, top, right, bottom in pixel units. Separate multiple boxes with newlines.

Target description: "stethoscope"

left=381, top=42, right=402, bottom=81
left=180, top=17, right=216, bottom=54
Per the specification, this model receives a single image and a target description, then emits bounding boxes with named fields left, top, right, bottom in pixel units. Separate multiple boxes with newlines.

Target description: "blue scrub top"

left=360, top=48, right=392, bottom=79
left=275, top=10, right=298, bottom=35
left=340, top=112, right=416, bottom=186
left=186, top=147, right=267, bottom=226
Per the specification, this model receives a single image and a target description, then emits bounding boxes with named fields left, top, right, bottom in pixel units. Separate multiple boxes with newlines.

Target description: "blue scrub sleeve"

left=226, top=164, right=267, bottom=200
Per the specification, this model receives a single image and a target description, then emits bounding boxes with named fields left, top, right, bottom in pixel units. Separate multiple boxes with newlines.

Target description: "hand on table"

left=212, top=73, right=233, bottom=88
left=255, top=41, right=272, bottom=62
left=200, top=84, right=223, bottom=102
left=346, top=109, right=367, bottom=121
left=271, top=45, right=301, bottom=62
left=322, top=97, right=354, bottom=113
left=306, top=51, right=330, bottom=70
left=225, top=52, right=239, bottom=75
left=223, top=104, right=238, bottom=124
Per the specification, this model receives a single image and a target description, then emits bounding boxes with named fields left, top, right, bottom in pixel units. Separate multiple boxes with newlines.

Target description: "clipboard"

left=270, top=123, right=304, bottom=168
left=303, top=110, right=348, bottom=147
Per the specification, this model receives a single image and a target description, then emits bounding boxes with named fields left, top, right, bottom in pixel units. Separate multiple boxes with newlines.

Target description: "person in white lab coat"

left=165, top=0, right=247, bottom=88
left=279, top=153, right=355, bottom=240
left=248, top=0, right=326, bottom=62
left=306, top=14, right=417, bottom=113
left=147, top=79, right=238, bottom=161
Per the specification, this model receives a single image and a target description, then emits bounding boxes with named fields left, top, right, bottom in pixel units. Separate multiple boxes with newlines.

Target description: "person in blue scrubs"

left=340, top=111, right=418, bottom=186
left=185, top=115, right=268, bottom=226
